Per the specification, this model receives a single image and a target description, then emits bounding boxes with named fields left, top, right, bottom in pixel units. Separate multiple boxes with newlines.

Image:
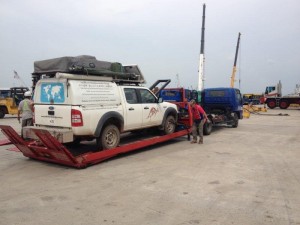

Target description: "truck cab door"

left=138, top=89, right=163, bottom=126
left=123, top=88, right=143, bottom=130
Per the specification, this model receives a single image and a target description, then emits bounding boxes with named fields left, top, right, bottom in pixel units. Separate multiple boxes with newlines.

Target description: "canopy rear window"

left=40, top=83, right=65, bottom=103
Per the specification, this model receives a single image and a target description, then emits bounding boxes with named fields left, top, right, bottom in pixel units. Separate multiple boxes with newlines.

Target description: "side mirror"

left=158, top=97, right=164, bottom=103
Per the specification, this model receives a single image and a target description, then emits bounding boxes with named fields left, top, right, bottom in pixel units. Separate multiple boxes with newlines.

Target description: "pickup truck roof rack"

left=56, top=73, right=144, bottom=85
left=31, top=56, right=146, bottom=88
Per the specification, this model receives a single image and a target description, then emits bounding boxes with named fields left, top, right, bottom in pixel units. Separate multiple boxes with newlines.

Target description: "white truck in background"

left=263, top=81, right=300, bottom=109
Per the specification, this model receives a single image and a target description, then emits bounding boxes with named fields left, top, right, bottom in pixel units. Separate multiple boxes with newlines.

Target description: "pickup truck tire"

left=163, top=115, right=176, bottom=135
left=0, top=109, right=4, bottom=119
left=97, top=124, right=120, bottom=150
left=232, top=113, right=239, bottom=128
left=203, top=119, right=212, bottom=135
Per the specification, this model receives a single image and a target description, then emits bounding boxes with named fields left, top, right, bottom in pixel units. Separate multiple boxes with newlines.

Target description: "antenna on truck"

left=197, top=3, right=206, bottom=91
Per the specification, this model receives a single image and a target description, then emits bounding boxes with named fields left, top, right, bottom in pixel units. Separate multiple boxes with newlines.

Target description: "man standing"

left=189, top=99, right=208, bottom=144
left=18, top=91, right=33, bottom=137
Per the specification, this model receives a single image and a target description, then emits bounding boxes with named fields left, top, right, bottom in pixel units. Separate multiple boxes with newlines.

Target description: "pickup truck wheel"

left=232, top=113, right=239, bottom=128
left=163, top=115, right=176, bottom=135
left=98, top=124, right=120, bottom=150
left=0, top=109, right=5, bottom=119
left=203, top=119, right=212, bottom=135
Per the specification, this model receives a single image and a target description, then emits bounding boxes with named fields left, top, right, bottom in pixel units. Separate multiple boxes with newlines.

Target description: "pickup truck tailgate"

left=34, top=104, right=72, bottom=127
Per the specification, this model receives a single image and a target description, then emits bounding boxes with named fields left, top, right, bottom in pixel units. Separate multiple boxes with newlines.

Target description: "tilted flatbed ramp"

left=0, top=102, right=193, bottom=168
left=0, top=125, right=191, bottom=168
left=0, top=138, right=11, bottom=146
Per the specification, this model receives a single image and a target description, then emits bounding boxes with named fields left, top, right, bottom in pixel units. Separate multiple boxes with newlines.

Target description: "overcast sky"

left=0, top=0, right=299, bottom=95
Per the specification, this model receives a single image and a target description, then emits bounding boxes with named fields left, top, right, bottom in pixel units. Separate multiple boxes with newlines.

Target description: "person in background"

left=152, top=87, right=159, bottom=95
left=189, top=99, right=208, bottom=144
left=18, top=91, right=34, bottom=137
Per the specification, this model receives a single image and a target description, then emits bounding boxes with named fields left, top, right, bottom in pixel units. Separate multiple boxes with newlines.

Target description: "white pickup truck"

left=24, top=73, right=178, bottom=150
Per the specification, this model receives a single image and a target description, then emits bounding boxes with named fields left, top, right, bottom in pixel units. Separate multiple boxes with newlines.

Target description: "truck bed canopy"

left=32, top=55, right=145, bottom=83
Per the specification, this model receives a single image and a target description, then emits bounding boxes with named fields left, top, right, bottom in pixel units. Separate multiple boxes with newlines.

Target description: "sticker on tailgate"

left=41, top=83, right=65, bottom=103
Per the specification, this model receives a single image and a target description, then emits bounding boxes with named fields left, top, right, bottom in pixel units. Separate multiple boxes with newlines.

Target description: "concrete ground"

left=0, top=108, right=300, bottom=225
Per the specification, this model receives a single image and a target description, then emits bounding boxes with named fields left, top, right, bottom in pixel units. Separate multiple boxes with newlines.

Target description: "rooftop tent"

left=32, top=55, right=145, bottom=83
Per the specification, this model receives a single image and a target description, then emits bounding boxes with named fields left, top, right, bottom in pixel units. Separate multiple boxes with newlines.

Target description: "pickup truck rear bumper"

left=23, top=126, right=73, bottom=143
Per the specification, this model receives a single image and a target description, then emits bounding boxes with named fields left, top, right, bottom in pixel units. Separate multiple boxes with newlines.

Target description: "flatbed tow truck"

left=0, top=56, right=196, bottom=168
left=0, top=100, right=193, bottom=168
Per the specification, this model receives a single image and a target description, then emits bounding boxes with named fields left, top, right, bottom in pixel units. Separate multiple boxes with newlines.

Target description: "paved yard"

left=0, top=108, right=300, bottom=225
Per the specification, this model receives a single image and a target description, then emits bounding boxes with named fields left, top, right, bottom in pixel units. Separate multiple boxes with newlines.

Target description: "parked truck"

left=242, top=93, right=263, bottom=105
left=263, top=81, right=300, bottom=109
left=201, top=87, right=243, bottom=129
left=160, top=86, right=243, bottom=135
left=0, top=56, right=195, bottom=168
left=23, top=56, right=180, bottom=150
left=0, top=87, right=29, bottom=118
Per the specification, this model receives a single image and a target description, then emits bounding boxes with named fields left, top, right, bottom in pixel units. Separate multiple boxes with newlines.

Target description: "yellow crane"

left=230, top=32, right=241, bottom=88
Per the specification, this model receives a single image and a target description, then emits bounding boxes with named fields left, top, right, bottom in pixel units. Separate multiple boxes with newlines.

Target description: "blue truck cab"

left=159, top=86, right=243, bottom=134
left=201, top=87, right=243, bottom=128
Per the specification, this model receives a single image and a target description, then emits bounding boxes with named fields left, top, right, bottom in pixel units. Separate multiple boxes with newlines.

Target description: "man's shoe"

left=190, top=140, right=197, bottom=144
left=198, top=140, right=203, bottom=144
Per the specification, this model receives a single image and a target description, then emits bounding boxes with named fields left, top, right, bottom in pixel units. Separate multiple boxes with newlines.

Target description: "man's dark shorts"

left=22, top=118, right=33, bottom=127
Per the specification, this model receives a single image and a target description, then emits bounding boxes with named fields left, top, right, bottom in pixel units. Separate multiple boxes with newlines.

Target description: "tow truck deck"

left=0, top=102, right=193, bottom=168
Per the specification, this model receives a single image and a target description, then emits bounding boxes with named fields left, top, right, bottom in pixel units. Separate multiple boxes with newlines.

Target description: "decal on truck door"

left=147, top=107, right=159, bottom=118
left=40, top=83, right=65, bottom=103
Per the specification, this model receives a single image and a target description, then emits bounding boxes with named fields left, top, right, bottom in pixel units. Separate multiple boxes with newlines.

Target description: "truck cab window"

left=0, top=90, right=10, bottom=98
left=124, top=88, right=138, bottom=104
left=235, top=89, right=242, bottom=104
left=139, top=89, right=156, bottom=103
left=265, top=86, right=276, bottom=94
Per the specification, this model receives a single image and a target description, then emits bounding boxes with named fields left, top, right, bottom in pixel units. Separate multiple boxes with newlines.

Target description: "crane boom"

left=230, top=32, right=241, bottom=88
left=197, top=3, right=206, bottom=91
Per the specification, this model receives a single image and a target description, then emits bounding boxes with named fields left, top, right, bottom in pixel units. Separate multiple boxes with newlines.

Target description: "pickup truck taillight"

left=71, top=109, right=83, bottom=127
